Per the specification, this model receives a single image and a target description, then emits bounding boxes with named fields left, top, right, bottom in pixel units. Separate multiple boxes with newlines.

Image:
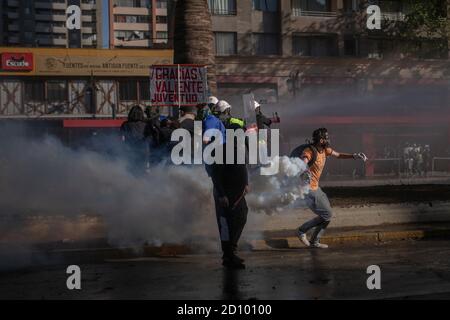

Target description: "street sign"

left=150, top=64, right=208, bottom=107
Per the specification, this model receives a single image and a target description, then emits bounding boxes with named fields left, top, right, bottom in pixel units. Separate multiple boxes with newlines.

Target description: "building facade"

left=209, top=0, right=450, bottom=177
left=0, top=0, right=103, bottom=48
left=209, top=0, right=450, bottom=103
left=0, top=0, right=174, bottom=120
left=0, top=0, right=172, bottom=49
left=0, top=48, right=172, bottom=118
left=110, top=0, right=170, bottom=48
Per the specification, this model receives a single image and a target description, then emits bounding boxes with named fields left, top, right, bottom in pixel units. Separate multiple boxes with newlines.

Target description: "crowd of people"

left=379, top=143, right=432, bottom=177
left=402, top=143, right=432, bottom=177
left=118, top=97, right=374, bottom=268
left=120, top=97, right=280, bottom=269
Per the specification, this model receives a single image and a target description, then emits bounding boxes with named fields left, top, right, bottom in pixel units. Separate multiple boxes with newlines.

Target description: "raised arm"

left=331, top=150, right=368, bottom=161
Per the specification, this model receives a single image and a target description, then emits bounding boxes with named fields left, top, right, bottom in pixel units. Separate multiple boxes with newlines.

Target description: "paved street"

left=1, top=239, right=450, bottom=300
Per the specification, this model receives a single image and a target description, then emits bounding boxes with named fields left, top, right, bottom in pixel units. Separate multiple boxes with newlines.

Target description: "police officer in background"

left=254, top=100, right=280, bottom=130
left=215, top=100, right=246, bottom=130
left=208, top=96, right=219, bottom=111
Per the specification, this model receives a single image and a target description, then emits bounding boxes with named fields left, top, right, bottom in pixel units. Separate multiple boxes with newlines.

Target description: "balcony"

left=8, top=36, right=20, bottom=43
left=35, top=2, right=66, bottom=10
left=8, top=24, right=20, bottom=32
left=35, top=25, right=67, bottom=33
left=114, top=38, right=152, bottom=48
left=7, top=12, right=19, bottom=19
left=114, top=22, right=150, bottom=31
left=210, top=8, right=237, bottom=16
left=35, top=14, right=66, bottom=22
left=81, top=15, right=96, bottom=22
left=81, top=3, right=97, bottom=10
left=293, top=10, right=338, bottom=18
left=155, top=23, right=167, bottom=32
left=155, top=8, right=167, bottom=16
left=36, top=37, right=67, bottom=46
left=7, top=0, right=19, bottom=6
left=113, top=7, right=150, bottom=15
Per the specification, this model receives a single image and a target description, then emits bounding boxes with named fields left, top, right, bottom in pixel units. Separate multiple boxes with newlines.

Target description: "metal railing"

left=292, top=10, right=338, bottom=18
left=210, top=8, right=237, bottom=16
left=431, top=157, right=450, bottom=176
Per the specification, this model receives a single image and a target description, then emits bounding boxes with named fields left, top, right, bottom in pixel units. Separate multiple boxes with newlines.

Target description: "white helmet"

left=253, top=100, right=261, bottom=110
left=216, top=100, right=231, bottom=113
left=208, top=96, right=219, bottom=106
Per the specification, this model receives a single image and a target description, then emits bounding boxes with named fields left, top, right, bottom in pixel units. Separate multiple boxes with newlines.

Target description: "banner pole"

left=177, top=64, right=181, bottom=109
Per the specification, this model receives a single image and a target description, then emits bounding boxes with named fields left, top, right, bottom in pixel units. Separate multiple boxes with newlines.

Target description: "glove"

left=353, top=152, right=368, bottom=162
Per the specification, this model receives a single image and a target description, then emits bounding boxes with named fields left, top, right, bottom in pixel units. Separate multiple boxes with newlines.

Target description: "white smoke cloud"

left=0, top=125, right=309, bottom=251
left=247, top=156, right=309, bottom=214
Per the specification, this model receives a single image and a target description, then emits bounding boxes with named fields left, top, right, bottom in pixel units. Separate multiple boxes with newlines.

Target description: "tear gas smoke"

left=0, top=125, right=309, bottom=253
left=247, top=156, right=309, bottom=214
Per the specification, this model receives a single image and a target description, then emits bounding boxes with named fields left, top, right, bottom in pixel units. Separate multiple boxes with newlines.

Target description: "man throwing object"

left=296, top=128, right=367, bottom=249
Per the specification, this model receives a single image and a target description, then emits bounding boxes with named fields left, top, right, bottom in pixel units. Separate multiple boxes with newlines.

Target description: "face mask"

left=196, top=107, right=210, bottom=121
left=321, top=134, right=330, bottom=147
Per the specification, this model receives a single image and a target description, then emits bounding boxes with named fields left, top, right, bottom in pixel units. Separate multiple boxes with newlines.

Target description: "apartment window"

left=139, top=80, right=151, bottom=101
left=156, top=31, right=168, bottom=40
left=47, top=81, right=67, bottom=103
left=253, top=33, right=280, bottom=55
left=24, top=81, right=45, bottom=102
left=343, top=0, right=359, bottom=12
left=344, top=36, right=359, bottom=56
left=114, top=15, right=149, bottom=23
left=253, top=0, right=278, bottom=12
left=208, top=0, right=237, bottom=15
left=156, top=0, right=167, bottom=9
left=292, top=34, right=337, bottom=56
left=114, top=0, right=151, bottom=8
left=215, top=32, right=237, bottom=56
left=119, top=80, right=138, bottom=101
left=82, top=21, right=98, bottom=28
left=115, top=30, right=150, bottom=40
left=156, top=16, right=167, bottom=24
left=292, top=0, right=331, bottom=15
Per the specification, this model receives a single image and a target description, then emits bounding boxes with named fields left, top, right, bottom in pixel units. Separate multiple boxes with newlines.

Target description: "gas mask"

left=321, top=133, right=331, bottom=148
left=196, top=106, right=210, bottom=121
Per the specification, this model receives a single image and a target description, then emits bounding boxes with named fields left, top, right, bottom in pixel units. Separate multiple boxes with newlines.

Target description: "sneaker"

left=310, top=242, right=329, bottom=249
left=297, top=231, right=310, bottom=247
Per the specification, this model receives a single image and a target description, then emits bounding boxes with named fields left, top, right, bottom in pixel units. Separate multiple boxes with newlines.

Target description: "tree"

left=400, top=0, right=450, bottom=57
left=402, top=0, right=449, bottom=39
left=173, top=0, right=217, bottom=95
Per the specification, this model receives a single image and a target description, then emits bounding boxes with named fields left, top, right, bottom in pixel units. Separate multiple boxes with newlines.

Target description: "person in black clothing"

left=179, top=105, right=197, bottom=136
left=120, top=105, right=151, bottom=173
left=209, top=108, right=250, bottom=269
left=144, top=106, right=162, bottom=149
left=178, top=106, right=198, bottom=161
left=210, top=151, right=249, bottom=269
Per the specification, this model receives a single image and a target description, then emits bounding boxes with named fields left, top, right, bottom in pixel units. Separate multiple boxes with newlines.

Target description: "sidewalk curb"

left=30, top=227, right=450, bottom=262
left=249, top=228, right=450, bottom=250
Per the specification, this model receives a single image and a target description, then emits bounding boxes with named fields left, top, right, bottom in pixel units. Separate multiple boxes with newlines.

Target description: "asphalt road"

left=1, top=239, right=450, bottom=300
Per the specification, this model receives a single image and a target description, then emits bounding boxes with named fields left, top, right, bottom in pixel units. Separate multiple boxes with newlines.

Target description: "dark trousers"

left=213, top=188, right=248, bottom=258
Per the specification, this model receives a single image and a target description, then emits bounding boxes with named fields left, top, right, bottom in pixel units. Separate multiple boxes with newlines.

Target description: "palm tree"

left=173, top=0, right=217, bottom=95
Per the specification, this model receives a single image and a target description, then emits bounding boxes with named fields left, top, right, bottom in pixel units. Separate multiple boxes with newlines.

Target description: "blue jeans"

left=298, top=188, right=334, bottom=244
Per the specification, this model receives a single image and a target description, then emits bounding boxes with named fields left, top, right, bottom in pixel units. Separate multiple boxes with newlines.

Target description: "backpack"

left=290, top=144, right=318, bottom=167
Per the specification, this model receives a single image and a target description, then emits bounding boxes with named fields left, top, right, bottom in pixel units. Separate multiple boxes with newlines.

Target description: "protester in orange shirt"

left=297, top=128, right=367, bottom=248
